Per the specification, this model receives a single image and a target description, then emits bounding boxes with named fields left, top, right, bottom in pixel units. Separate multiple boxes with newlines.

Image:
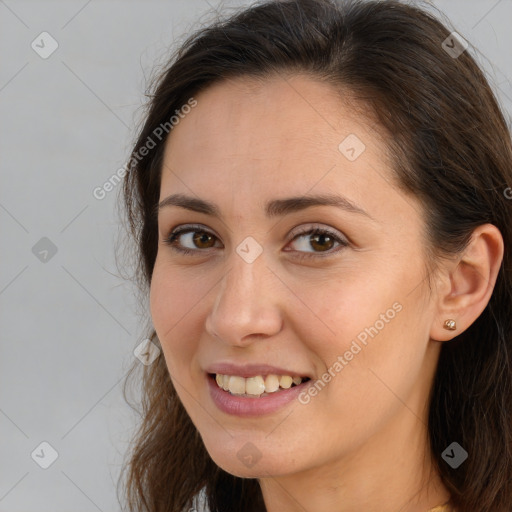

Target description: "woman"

left=118, top=0, right=512, bottom=511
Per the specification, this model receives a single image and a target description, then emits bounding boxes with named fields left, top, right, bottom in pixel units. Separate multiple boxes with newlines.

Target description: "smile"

left=207, top=373, right=313, bottom=417
left=213, top=373, right=310, bottom=397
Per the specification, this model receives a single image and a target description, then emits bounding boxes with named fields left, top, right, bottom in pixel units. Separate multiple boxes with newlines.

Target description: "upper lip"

left=205, top=362, right=313, bottom=379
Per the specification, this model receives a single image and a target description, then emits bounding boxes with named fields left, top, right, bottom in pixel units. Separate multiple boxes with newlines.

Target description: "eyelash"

left=162, top=223, right=349, bottom=260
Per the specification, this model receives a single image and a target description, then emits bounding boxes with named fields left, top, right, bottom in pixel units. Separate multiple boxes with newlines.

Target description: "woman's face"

left=150, top=74, right=444, bottom=478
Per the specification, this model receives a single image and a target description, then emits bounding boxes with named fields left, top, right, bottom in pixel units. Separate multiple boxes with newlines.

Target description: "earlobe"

left=430, top=224, right=504, bottom=342
left=442, top=319, right=457, bottom=331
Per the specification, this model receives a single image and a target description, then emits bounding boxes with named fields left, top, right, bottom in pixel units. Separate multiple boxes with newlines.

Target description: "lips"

left=204, top=362, right=314, bottom=417
left=212, top=373, right=309, bottom=396
left=205, top=362, right=314, bottom=380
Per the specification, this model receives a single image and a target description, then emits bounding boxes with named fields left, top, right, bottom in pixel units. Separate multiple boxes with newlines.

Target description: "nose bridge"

left=223, top=250, right=258, bottom=301
left=206, top=244, right=282, bottom=344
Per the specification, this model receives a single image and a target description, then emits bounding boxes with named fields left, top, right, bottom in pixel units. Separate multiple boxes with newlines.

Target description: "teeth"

left=214, top=373, right=305, bottom=396
left=245, top=376, right=266, bottom=395
left=279, top=375, right=293, bottom=389
left=264, top=374, right=280, bottom=393
left=228, top=375, right=246, bottom=395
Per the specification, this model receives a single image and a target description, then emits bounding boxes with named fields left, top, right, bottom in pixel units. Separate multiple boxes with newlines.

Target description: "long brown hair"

left=117, top=1, right=512, bottom=510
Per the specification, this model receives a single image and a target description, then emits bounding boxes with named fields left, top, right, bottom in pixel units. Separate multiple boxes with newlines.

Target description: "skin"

left=149, top=74, right=504, bottom=512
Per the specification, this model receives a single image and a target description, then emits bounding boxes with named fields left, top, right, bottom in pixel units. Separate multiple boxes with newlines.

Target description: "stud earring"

left=443, top=319, right=457, bottom=331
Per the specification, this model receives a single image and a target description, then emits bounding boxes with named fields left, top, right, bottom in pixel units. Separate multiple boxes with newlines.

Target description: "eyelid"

left=164, top=223, right=218, bottom=241
left=288, top=223, right=347, bottom=243
left=285, top=224, right=348, bottom=258
left=162, top=222, right=349, bottom=257
left=162, top=223, right=221, bottom=254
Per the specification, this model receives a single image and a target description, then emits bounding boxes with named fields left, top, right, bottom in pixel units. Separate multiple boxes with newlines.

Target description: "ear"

left=430, top=223, right=504, bottom=342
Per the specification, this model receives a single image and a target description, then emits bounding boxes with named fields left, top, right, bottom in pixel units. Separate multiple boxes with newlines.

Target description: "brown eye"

left=163, top=225, right=221, bottom=254
left=192, top=231, right=216, bottom=249
left=288, top=227, right=347, bottom=257
left=309, top=232, right=335, bottom=252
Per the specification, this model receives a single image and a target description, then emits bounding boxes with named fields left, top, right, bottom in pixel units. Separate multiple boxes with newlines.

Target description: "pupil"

left=312, top=233, right=332, bottom=251
left=194, top=232, right=212, bottom=248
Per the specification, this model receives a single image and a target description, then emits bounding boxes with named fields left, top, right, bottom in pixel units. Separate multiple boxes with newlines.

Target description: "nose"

left=205, top=247, right=283, bottom=347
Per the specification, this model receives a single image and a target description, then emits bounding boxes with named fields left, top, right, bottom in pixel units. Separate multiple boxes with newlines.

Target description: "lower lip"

left=207, top=374, right=311, bottom=417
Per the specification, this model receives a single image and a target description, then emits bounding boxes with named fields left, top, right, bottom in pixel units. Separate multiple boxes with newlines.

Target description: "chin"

left=203, top=438, right=300, bottom=479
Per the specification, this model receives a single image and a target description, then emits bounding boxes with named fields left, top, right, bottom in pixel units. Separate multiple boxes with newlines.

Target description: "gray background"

left=1, top=1, right=511, bottom=511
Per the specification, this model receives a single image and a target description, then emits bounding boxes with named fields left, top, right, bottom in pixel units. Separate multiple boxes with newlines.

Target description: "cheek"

left=149, top=263, right=206, bottom=374
left=294, top=266, right=397, bottom=357
left=297, top=263, right=429, bottom=407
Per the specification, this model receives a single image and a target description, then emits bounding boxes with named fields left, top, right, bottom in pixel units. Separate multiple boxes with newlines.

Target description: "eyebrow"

left=156, top=193, right=375, bottom=221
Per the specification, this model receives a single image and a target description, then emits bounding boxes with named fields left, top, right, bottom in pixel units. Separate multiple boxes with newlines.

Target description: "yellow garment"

left=427, top=504, right=452, bottom=512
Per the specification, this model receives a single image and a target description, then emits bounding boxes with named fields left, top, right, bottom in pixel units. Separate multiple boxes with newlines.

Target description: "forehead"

left=157, top=74, right=427, bottom=252
left=159, top=75, right=414, bottom=223
left=162, top=74, right=391, bottom=188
